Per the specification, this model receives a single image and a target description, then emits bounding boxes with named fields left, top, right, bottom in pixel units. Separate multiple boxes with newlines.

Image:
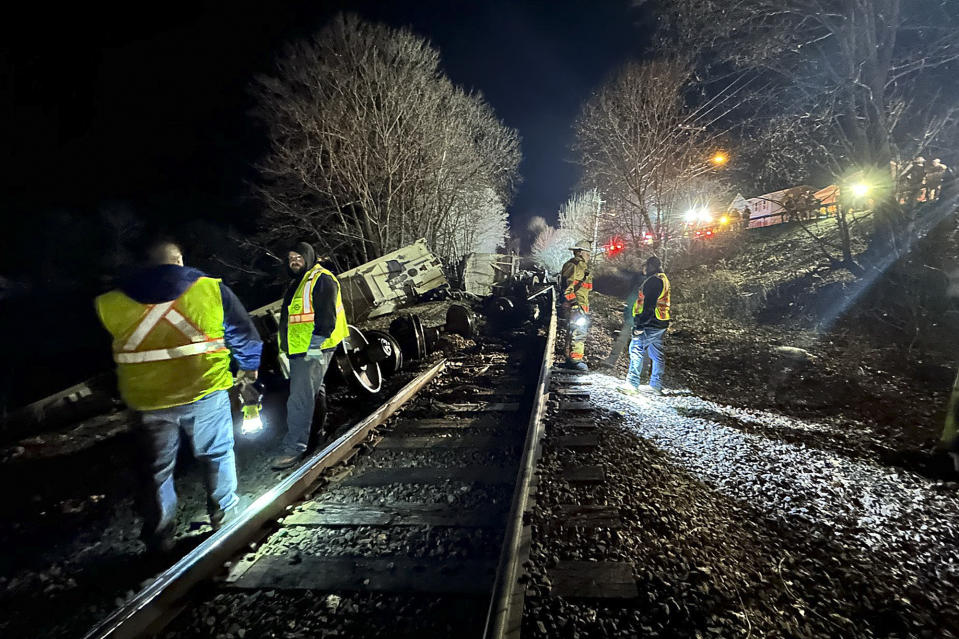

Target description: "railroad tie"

left=546, top=561, right=638, bottom=599
left=561, top=465, right=606, bottom=484
left=229, top=556, right=497, bottom=595
left=375, top=433, right=507, bottom=450
left=553, top=387, right=590, bottom=400
left=554, top=433, right=600, bottom=450
left=560, top=418, right=598, bottom=431
left=553, top=504, right=621, bottom=528
left=282, top=502, right=507, bottom=528
left=390, top=417, right=484, bottom=431
left=434, top=400, right=521, bottom=413
left=343, top=465, right=514, bottom=486
left=558, top=400, right=593, bottom=412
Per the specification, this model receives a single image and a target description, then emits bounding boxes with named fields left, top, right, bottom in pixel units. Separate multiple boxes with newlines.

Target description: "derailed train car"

left=248, top=240, right=450, bottom=391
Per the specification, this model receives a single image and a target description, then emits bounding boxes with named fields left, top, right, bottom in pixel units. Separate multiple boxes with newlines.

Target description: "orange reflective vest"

left=633, top=273, right=671, bottom=321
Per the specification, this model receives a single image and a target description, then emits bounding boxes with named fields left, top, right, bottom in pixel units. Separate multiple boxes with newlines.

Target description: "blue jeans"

left=627, top=327, right=667, bottom=390
left=283, top=351, right=334, bottom=453
left=138, top=389, right=238, bottom=543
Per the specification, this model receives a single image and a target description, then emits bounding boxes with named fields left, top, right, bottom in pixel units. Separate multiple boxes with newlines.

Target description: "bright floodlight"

left=699, top=210, right=712, bottom=224
left=684, top=209, right=698, bottom=223
left=851, top=183, right=870, bottom=198
left=720, top=215, right=729, bottom=225
left=711, top=152, right=728, bottom=166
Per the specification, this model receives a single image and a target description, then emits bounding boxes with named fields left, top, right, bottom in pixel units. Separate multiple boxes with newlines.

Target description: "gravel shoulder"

left=523, top=360, right=959, bottom=638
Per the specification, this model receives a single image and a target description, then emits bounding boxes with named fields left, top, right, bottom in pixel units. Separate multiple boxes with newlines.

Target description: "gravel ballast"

left=523, top=366, right=959, bottom=638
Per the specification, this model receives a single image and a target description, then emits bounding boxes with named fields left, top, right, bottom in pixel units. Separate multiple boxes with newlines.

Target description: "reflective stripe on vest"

left=633, top=273, right=671, bottom=321
left=286, top=264, right=349, bottom=354
left=115, top=339, right=227, bottom=364
left=116, top=299, right=225, bottom=363
left=95, top=277, right=234, bottom=411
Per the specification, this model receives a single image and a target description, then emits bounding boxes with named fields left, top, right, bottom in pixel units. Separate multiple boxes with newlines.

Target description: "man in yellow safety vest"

left=271, top=241, right=349, bottom=469
left=624, top=256, right=671, bottom=395
left=95, top=241, right=262, bottom=552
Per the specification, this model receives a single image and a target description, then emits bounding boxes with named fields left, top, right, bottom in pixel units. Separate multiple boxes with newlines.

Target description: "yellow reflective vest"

left=633, top=273, right=671, bottom=322
left=95, top=277, right=234, bottom=411
left=286, top=263, right=349, bottom=354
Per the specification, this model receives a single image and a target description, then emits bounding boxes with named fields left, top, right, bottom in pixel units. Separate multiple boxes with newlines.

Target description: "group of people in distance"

left=896, top=157, right=951, bottom=204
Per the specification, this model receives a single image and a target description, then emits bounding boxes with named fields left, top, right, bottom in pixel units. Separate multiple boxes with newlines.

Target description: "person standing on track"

left=623, top=256, right=671, bottom=396
left=271, top=241, right=349, bottom=470
left=95, top=241, right=262, bottom=553
left=560, top=242, right=593, bottom=371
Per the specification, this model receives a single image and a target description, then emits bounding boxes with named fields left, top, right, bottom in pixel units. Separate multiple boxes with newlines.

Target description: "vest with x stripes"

left=95, top=277, right=234, bottom=410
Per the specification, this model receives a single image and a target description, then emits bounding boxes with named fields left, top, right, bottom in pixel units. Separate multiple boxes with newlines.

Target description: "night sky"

left=2, top=0, right=653, bottom=232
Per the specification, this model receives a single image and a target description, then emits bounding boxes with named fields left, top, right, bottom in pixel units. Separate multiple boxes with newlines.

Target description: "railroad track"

left=84, top=291, right=556, bottom=639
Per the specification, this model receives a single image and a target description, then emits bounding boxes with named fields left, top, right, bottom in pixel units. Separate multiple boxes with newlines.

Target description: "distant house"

left=726, top=193, right=749, bottom=213
left=814, top=185, right=840, bottom=215
left=745, top=188, right=790, bottom=228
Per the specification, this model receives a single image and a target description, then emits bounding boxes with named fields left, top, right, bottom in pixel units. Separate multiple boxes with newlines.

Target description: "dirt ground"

left=583, top=287, right=954, bottom=476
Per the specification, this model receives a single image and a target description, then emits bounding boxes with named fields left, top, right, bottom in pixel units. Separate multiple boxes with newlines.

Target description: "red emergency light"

left=602, top=236, right=625, bottom=257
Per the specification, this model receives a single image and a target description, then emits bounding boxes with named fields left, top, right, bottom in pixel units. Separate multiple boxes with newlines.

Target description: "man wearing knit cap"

left=271, top=241, right=349, bottom=469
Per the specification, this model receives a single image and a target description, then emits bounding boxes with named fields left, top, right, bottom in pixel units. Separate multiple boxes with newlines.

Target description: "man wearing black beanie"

left=272, top=242, right=349, bottom=469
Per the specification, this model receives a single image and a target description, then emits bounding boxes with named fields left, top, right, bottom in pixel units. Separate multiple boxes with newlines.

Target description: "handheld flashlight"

left=238, top=379, right=265, bottom=436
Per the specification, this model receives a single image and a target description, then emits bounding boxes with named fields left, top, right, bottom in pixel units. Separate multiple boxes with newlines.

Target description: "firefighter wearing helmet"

left=560, top=242, right=593, bottom=371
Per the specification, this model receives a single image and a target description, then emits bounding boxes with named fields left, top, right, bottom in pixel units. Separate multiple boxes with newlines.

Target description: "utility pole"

left=590, top=192, right=605, bottom=253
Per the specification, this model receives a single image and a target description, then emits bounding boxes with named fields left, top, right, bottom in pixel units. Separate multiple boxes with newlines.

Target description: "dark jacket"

left=633, top=271, right=670, bottom=330
left=119, top=265, right=263, bottom=371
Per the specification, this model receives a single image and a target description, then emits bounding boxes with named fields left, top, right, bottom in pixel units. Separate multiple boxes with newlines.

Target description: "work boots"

left=563, top=358, right=588, bottom=372
left=271, top=451, right=304, bottom=470
left=211, top=495, right=252, bottom=531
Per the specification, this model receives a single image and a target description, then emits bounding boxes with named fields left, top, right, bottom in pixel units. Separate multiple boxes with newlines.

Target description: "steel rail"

left=483, top=288, right=557, bottom=639
left=84, top=358, right=447, bottom=639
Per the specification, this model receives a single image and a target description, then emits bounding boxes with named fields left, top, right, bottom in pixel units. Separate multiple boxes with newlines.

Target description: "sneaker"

left=617, top=386, right=639, bottom=397
left=638, top=385, right=664, bottom=396
left=271, top=451, right=303, bottom=470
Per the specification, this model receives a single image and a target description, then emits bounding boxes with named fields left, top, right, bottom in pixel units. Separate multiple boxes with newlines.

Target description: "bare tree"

left=656, top=0, right=959, bottom=258
left=436, top=187, right=510, bottom=261
left=250, top=14, right=521, bottom=270
left=574, top=60, right=728, bottom=252
left=558, top=189, right=602, bottom=244
left=531, top=224, right=577, bottom=275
